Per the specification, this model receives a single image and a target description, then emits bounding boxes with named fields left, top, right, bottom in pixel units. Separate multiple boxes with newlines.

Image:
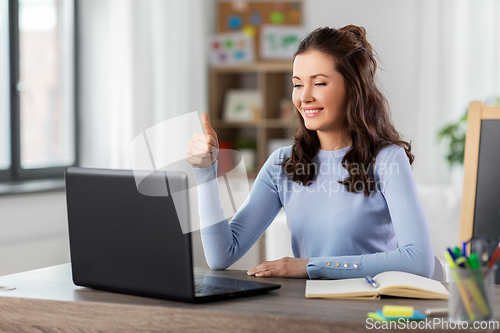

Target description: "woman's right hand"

left=186, top=113, right=219, bottom=168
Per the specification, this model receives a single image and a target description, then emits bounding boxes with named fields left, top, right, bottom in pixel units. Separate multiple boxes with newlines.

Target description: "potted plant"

left=236, top=137, right=257, bottom=173
left=437, top=97, right=500, bottom=168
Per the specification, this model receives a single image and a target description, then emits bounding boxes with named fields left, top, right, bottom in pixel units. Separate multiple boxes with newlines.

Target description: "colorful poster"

left=209, top=32, right=255, bottom=65
left=217, top=1, right=303, bottom=61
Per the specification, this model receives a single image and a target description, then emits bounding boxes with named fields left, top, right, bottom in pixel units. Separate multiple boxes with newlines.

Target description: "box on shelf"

left=223, top=89, right=262, bottom=122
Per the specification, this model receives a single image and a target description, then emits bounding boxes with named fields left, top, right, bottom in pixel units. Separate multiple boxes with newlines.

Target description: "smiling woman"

left=282, top=26, right=413, bottom=196
left=190, top=25, right=434, bottom=281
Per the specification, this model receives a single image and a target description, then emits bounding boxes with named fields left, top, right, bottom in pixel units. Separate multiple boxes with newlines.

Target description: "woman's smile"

left=302, top=107, right=324, bottom=117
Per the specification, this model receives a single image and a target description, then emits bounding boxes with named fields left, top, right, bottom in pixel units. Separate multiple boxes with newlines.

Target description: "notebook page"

left=305, top=277, right=379, bottom=298
left=373, top=271, right=449, bottom=297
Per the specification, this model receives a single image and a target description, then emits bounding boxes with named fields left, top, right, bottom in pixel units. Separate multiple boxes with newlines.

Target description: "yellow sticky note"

left=243, top=25, right=256, bottom=37
left=382, top=305, right=414, bottom=318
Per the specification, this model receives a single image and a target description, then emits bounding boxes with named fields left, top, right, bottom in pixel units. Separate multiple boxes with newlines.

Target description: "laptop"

left=64, top=167, right=280, bottom=303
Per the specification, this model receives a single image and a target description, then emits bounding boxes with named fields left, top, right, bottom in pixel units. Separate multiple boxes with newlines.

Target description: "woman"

left=186, top=25, right=434, bottom=279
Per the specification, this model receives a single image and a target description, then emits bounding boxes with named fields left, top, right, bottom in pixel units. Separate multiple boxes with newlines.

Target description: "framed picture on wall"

left=223, top=89, right=262, bottom=122
left=260, top=25, right=306, bottom=60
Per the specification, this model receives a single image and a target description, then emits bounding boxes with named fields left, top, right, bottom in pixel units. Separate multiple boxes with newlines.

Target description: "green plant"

left=437, top=109, right=468, bottom=167
left=235, top=137, right=256, bottom=150
left=437, top=97, right=500, bottom=167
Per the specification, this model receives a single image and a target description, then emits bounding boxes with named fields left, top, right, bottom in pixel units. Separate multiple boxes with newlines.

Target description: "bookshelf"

left=209, top=61, right=294, bottom=267
left=209, top=61, right=295, bottom=176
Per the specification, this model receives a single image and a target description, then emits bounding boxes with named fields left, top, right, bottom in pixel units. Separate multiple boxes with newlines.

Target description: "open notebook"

left=305, top=271, right=449, bottom=299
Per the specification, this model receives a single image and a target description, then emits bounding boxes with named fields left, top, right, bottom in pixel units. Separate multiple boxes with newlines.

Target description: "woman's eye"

left=293, top=84, right=302, bottom=88
left=315, top=83, right=326, bottom=86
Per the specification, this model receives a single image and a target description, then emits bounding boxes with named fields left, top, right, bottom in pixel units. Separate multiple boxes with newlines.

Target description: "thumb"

left=201, top=112, right=217, bottom=138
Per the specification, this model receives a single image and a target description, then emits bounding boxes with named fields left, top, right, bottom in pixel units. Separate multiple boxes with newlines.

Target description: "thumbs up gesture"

left=186, top=113, right=219, bottom=168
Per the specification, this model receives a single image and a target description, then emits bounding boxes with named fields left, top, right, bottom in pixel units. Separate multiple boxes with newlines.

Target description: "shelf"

left=213, top=120, right=259, bottom=128
left=209, top=61, right=293, bottom=172
left=213, top=118, right=294, bottom=129
left=263, top=118, right=295, bottom=128
left=210, top=61, right=292, bottom=73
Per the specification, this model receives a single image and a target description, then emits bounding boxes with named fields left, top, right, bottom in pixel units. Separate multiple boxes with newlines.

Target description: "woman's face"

left=292, top=50, right=348, bottom=134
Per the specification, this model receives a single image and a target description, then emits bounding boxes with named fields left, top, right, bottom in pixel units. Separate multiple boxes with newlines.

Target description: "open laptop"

left=65, top=167, right=280, bottom=303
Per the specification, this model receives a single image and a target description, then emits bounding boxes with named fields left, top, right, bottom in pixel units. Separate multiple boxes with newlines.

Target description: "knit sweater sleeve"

left=191, top=149, right=283, bottom=270
left=307, top=146, right=434, bottom=279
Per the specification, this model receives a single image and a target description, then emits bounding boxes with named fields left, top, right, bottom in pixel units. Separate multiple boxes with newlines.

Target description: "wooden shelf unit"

left=209, top=61, right=294, bottom=172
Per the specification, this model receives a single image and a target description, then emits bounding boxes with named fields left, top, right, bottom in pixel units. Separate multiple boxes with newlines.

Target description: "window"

left=0, top=0, right=77, bottom=183
left=0, top=0, right=10, bottom=172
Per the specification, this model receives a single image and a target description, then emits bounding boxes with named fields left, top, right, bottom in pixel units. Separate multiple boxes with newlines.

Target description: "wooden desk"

left=0, top=264, right=497, bottom=332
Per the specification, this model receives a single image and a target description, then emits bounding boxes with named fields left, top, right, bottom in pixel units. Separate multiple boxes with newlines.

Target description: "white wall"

left=0, top=191, right=70, bottom=276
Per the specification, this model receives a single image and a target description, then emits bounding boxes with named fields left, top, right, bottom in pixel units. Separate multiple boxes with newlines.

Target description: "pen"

left=458, top=250, right=491, bottom=318
left=470, top=237, right=489, bottom=265
left=465, top=276, right=490, bottom=317
left=444, top=249, right=477, bottom=321
left=462, top=252, right=490, bottom=317
left=453, top=246, right=462, bottom=260
left=487, top=240, right=500, bottom=268
left=455, top=257, right=470, bottom=268
left=447, top=248, right=457, bottom=261
left=365, top=276, right=379, bottom=288
left=469, top=253, right=481, bottom=270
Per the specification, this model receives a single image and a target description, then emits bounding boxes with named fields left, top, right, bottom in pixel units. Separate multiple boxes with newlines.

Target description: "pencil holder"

left=448, top=266, right=496, bottom=323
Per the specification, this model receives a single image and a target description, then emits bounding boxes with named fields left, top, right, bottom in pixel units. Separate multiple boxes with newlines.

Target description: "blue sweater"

left=191, top=145, right=434, bottom=279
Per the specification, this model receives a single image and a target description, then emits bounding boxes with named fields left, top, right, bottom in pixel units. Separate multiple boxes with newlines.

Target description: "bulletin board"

left=217, top=1, right=303, bottom=61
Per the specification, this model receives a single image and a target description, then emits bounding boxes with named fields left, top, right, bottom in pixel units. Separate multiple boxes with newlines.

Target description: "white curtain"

left=411, top=0, right=500, bottom=186
left=408, top=0, right=500, bottom=258
left=78, top=0, right=209, bottom=169
left=78, top=0, right=211, bottom=267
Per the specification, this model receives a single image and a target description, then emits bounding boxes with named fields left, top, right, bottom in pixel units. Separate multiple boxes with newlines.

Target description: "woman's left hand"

left=247, top=257, right=309, bottom=278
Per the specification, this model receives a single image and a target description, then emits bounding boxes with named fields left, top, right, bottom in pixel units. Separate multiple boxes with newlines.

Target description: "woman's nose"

left=300, top=86, right=314, bottom=103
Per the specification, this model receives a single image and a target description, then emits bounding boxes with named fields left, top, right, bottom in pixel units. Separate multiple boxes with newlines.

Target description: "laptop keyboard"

left=195, top=283, right=240, bottom=296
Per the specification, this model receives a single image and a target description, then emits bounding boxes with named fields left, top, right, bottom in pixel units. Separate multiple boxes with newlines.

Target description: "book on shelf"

left=305, top=271, right=449, bottom=300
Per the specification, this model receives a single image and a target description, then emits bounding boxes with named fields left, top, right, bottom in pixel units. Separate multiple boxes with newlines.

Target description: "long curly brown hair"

left=279, top=25, right=414, bottom=196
